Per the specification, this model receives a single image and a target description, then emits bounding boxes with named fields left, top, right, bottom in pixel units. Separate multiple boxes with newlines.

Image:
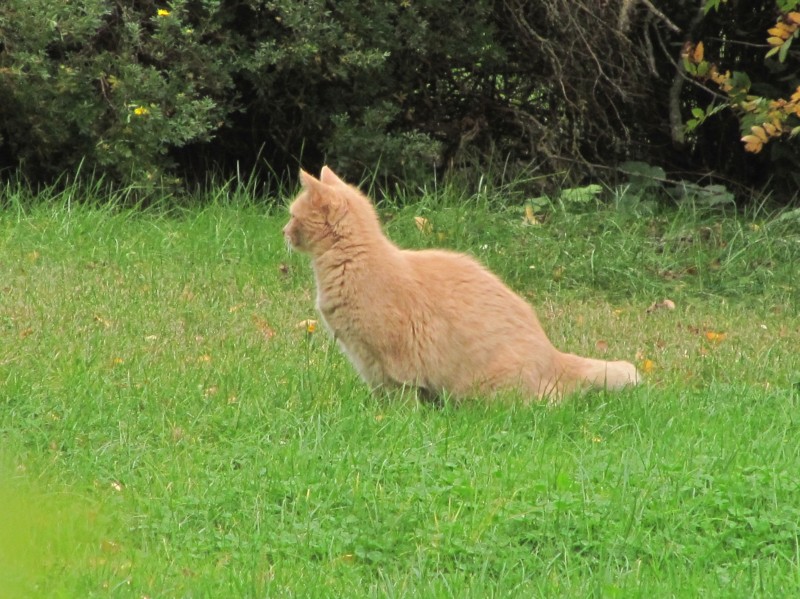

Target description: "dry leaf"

left=693, top=41, right=704, bottom=62
left=19, top=327, right=34, bottom=339
left=705, top=331, right=727, bottom=343
left=197, top=354, right=212, bottom=363
left=523, top=205, right=540, bottom=226
left=94, top=314, right=112, bottom=328
left=253, top=315, right=276, bottom=340
left=595, top=340, right=609, bottom=353
left=296, top=319, right=318, bottom=333
left=228, top=303, right=246, bottom=313
left=646, top=298, right=676, bottom=313
left=278, top=263, right=290, bottom=276
left=414, top=216, right=432, bottom=234
left=641, top=359, right=655, bottom=374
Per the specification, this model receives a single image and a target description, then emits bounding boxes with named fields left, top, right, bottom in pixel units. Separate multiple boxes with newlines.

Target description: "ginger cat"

left=284, top=166, right=640, bottom=402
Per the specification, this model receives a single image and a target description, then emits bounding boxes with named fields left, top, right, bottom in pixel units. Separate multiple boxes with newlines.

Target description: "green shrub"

left=0, top=0, right=231, bottom=189
left=0, top=0, right=796, bottom=201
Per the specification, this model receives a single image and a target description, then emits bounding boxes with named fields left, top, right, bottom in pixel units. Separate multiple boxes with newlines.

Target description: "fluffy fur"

left=284, top=166, right=640, bottom=402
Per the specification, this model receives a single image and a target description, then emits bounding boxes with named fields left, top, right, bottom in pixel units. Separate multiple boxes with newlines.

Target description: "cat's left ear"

left=299, top=169, right=322, bottom=190
left=319, top=166, right=346, bottom=187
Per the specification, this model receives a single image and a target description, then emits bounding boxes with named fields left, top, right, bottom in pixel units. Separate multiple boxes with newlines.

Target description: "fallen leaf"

left=414, top=216, right=432, bottom=234
left=595, top=340, right=609, bottom=353
left=646, top=298, right=676, bottom=313
left=253, top=315, right=276, bottom=340
left=94, top=314, right=112, bottom=328
left=705, top=331, right=726, bottom=343
left=296, top=319, right=318, bottom=333
left=523, top=205, right=540, bottom=226
left=197, top=354, right=212, bottom=363
left=278, top=263, right=290, bottom=276
left=641, top=359, right=655, bottom=374
left=228, top=303, right=246, bottom=313
left=19, top=327, right=34, bottom=339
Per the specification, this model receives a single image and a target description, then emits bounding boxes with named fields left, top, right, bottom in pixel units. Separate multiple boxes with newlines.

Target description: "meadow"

left=1, top=181, right=799, bottom=597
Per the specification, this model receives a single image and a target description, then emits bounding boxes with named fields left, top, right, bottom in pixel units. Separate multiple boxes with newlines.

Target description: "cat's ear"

left=299, top=169, right=322, bottom=191
left=319, top=166, right=346, bottom=187
left=300, top=169, right=347, bottom=223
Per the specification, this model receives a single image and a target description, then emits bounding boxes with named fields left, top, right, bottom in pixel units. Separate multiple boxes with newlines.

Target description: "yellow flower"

left=157, top=9, right=171, bottom=17
left=133, top=106, right=149, bottom=116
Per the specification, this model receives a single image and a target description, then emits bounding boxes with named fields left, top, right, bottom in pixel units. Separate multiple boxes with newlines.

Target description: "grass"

left=1, top=183, right=799, bottom=597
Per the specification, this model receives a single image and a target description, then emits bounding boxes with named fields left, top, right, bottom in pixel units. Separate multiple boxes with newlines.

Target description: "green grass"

left=1, top=185, right=799, bottom=597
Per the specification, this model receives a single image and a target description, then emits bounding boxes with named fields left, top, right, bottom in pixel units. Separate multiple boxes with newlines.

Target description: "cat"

left=283, top=166, right=640, bottom=403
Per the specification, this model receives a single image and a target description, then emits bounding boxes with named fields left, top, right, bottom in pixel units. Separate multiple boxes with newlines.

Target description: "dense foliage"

left=0, top=0, right=797, bottom=200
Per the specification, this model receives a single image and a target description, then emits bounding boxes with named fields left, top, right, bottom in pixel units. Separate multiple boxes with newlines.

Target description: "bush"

left=0, top=0, right=233, bottom=190
left=0, top=0, right=796, bottom=202
left=0, top=0, right=654, bottom=193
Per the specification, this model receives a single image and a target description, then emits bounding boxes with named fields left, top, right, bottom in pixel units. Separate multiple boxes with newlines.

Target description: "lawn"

left=1, top=184, right=799, bottom=597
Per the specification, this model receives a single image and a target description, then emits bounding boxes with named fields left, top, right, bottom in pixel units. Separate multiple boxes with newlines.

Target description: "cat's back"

left=400, top=247, right=533, bottom=316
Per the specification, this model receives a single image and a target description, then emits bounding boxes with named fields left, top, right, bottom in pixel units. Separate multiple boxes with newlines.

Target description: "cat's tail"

left=556, top=352, right=641, bottom=395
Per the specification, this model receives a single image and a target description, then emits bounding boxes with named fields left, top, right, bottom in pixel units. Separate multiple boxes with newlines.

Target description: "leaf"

left=693, top=41, right=704, bottom=62
left=740, top=134, right=763, bottom=153
left=523, top=205, right=540, bottom=225
left=296, top=319, right=318, bottom=333
left=705, top=331, right=727, bottom=343
left=778, top=37, right=792, bottom=62
left=252, top=315, right=276, bottom=340
left=641, top=359, right=655, bottom=374
left=414, top=216, right=432, bottom=234
left=751, top=126, right=768, bottom=142
left=559, top=184, right=602, bottom=205
left=788, top=12, right=800, bottom=26
left=691, top=107, right=705, bottom=119
left=646, top=298, right=676, bottom=313
left=595, top=340, right=609, bottom=353
left=767, top=36, right=786, bottom=47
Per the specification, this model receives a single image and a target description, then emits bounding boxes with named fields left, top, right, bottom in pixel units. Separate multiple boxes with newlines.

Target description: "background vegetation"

left=0, top=0, right=798, bottom=200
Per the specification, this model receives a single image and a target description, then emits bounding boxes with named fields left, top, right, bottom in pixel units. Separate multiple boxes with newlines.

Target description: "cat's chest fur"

left=312, top=250, right=390, bottom=385
left=312, top=255, right=370, bottom=338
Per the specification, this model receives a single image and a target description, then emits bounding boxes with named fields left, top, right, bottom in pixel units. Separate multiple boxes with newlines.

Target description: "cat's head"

left=283, top=166, right=379, bottom=255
